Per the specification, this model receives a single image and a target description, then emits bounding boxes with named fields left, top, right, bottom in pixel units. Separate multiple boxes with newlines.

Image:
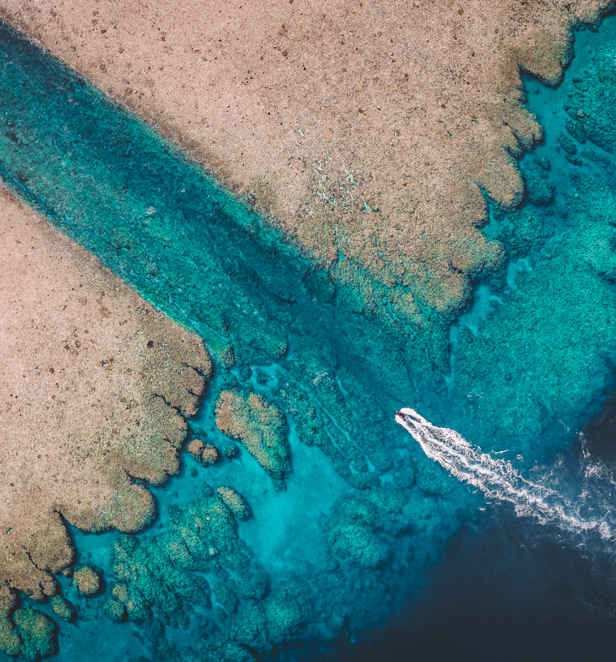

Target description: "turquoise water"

left=1, top=11, right=616, bottom=661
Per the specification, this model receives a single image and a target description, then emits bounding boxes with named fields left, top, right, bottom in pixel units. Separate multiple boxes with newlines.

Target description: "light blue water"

left=1, top=11, right=616, bottom=662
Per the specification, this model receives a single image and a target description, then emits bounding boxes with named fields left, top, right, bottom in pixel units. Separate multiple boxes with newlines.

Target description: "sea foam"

left=396, top=408, right=616, bottom=541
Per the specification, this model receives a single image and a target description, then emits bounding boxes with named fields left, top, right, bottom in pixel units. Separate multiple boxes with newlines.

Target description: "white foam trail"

left=395, top=408, right=615, bottom=540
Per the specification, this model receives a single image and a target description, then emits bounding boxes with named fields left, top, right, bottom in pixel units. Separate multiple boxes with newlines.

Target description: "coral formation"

left=188, top=439, right=219, bottom=465
left=201, top=444, right=220, bottom=466
left=2, top=0, right=611, bottom=331
left=564, top=44, right=616, bottom=150
left=0, top=186, right=212, bottom=602
left=217, top=487, right=252, bottom=521
left=0, top=585, right=21, bottom=658
left=222, top=442, right=238, bottom=459
left=187, top=439, right=205, bottom=460
left=50, top=596, right=75, bottom=623
left=216, top=389, right=290, bottom=484
left=73, top=567, right=100, bottom=597
left=0, top=7, right=616, bottom=662
left=0, top=588, right=56, bottom=662
left=104, top=488, right=318, bottom=661
left=105, top=487, right=263, bottom=632
left=524, top=174, right=554, bottom=206
left=12, top=610, right=55, bottom=662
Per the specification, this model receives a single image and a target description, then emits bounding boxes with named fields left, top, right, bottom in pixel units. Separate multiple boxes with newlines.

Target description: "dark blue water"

left=1, top=9, right=616, bottom=662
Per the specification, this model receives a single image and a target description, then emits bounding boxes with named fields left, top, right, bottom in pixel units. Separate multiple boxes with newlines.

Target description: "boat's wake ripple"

left=396, top=408, right=616, bottom=541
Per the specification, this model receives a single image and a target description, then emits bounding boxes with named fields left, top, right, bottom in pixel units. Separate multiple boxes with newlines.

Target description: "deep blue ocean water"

left=1, top=9, right=616, bottom=662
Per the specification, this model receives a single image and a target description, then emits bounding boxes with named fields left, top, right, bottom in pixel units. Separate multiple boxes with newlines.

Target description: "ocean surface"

left=347, top=398, right=616, bottom=662
left=1, top=8, right=616, bottom=662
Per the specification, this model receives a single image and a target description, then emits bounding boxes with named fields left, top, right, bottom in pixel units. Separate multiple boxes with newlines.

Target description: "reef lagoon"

left=2, top=8, right=616, bottom=662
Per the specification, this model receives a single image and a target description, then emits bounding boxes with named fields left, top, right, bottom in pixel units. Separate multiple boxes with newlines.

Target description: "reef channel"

left=1, top=12, right=616, bottom=662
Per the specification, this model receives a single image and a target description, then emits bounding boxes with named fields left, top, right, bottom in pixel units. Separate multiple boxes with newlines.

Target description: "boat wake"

left=396, top=408, right=616, bottom=541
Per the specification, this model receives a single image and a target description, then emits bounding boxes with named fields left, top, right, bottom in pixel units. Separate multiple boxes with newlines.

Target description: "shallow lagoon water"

left=2, top=10, right=616, bottom=662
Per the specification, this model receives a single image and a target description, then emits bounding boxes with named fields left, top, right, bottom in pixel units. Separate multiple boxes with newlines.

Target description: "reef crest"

left=0, top=187, right=211, bottom=619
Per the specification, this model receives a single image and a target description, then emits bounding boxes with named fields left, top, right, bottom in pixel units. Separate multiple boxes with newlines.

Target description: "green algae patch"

left=215, top=389, right=290, bottom=486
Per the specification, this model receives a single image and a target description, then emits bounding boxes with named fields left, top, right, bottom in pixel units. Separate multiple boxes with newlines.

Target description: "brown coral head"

left=73, top=566, right=101, bottom=596
left=187, top=439, right=205, bottom=458
left=201, top=444, right=220, bottom=466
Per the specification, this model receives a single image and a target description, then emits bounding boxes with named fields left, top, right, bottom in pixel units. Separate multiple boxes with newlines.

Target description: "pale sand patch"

left=0, top=186, right=211, bottom=602
left=0, top=0, right=609, bottom=320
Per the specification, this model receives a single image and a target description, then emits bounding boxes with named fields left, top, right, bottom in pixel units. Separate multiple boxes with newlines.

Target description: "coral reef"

left=216, top=389, right=290, bottom=484
left=50, top=596, right=75, bottom=623
left=222, top=442, right=238, bottom=459
left=524, top=173, right=554, bottom=206
left=73, top=567, right=100, bottom=597
left=102, top=485, right=311, bottom=659
left=201, top=444, right=220, bottom=466
left=439, top=28, right=616, bottom=459
left=217, top=487, right=252, bottom=521
left=0, top=8, right=616, bottom=662
left=104, top=482, right=316, bottom=661
left=2, top=0, right=611, bottom=331
left=107, top=488, right=239, bottom=625
left=564, top=44, right=616, bottom=150
left=0, top=186, right=212, bottom=603
left=12, top=610, right=55, bottom=662
left=188, top=439, right=219, bottom=465
left=0, top=586, right=56, bottom=662
left=187, top=440, right=205, bottom=460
